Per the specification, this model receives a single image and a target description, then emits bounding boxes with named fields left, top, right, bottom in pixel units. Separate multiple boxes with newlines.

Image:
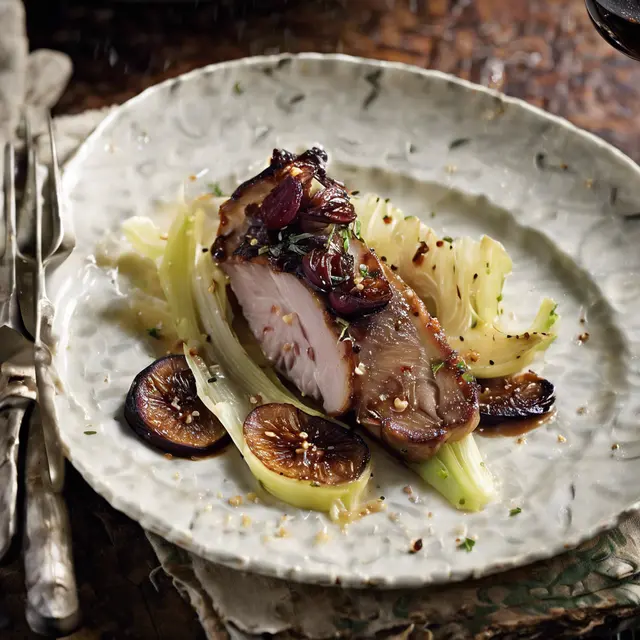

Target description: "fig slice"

left=243, top=403, right=370, bottom=485
left=478, top=371, right=555, bottom=426
left=125, top=355, right=229, bottom=457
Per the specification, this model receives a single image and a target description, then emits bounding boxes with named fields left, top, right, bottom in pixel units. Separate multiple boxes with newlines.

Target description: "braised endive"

left=352, top=194, right=559, bottom=378
left=157, top=208, right=372, bottom=513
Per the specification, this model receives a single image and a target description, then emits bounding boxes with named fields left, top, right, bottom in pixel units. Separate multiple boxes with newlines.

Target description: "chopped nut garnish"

left=611, top=443, right=620, bottom=450
left=185, top=414, right=193, bottom=425
left=299, top=431, right=308, bottom=439
left=577, top=332, right=590, bottom=344
left=249, top=395, right=261, bottom=404
left=410, top=538, right=423, bottom=553
left=314, top=530, right=330, bottom=545
left=282, top=313, right=294, bottom=325
left=355, top=283, right=364, bottom=291
left=160, top=232, right=169, bottom=240
left=192, top=411, right=200, bottom=417
left=393, top=397, right=409, bottom=412
left=516, top=436, right=526, bottom=445
left=275, top=526, right=289, bottom=538
left=228, top=495, right=244, bottom=507
left=246, top=492, right=259, bottom=503
left=302, top=441, right=311, bottom=450
left=388, top=512, right=400, bottom=522
left=249, top=238, right=258, bottom=246
left=576, top=406, right=587, bottom=415
left=241, top=514, right=252, bottom=528
left=265, top=431, right=277, bottom=438
left=402, top=485, right=413, bottom=495
left=354, top=363, right=366, bottom=376
left=557, top=434, right=567, bottom=443
left=283, top=343, right=292, bottom=352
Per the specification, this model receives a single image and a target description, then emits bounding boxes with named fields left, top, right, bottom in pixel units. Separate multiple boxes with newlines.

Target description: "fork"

left=19, top=114, right=70, bottom=493
left=0, top=143, right=31, bottom=561
left=1, top=117, right=80, bottom=634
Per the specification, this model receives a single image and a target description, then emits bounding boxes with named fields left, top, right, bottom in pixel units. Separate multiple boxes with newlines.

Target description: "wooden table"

left=2, top=1, right=639, bottom=638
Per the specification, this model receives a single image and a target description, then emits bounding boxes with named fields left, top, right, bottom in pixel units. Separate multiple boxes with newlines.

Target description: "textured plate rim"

left=58, top=52, right=640, bottom=588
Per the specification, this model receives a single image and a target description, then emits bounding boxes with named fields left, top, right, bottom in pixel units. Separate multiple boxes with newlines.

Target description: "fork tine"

left=1, top=142, right=23, bottom=331
left=17, top=112, right=35, bottom=260
left=46, top=114, right=64, bottom=257
left=3, top=143, right=16, bottom=260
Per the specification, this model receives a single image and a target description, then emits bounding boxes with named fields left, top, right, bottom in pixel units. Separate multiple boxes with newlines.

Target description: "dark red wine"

left=586, top=0, right=640, bottom=60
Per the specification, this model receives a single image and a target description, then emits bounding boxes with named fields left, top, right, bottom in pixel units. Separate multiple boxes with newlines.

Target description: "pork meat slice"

left=214, top=147, right=479, bottom=462
left=223, top=256, right=355, bottom=415
left=350, top=262, right=479, bottom=461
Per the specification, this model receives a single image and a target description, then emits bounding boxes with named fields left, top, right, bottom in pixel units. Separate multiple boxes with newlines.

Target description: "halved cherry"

left=479, top=371, right=556, bottom=425
left=301, top=248, right=351, bottom=291
left=258, top=175, right=303, bottom=229
left=299, top=183, right=356, bottom=225
left=243, top=403, right=370, bottom=485
left=125, top=355, right=229, bottom=457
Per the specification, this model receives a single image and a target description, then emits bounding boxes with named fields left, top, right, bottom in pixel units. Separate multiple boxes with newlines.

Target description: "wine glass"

left=585, top=0, right=640, bottom=60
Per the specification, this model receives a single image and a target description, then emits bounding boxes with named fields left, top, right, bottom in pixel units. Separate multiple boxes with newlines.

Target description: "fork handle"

left=33, top=342, right=66, bottom=493
left=24, top=404, right=80, bottom=636
left=0, top=399, right=29, bottom=561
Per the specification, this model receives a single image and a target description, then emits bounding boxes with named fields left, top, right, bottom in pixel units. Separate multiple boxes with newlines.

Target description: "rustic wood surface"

left=1, top=0, right=639, bottom=638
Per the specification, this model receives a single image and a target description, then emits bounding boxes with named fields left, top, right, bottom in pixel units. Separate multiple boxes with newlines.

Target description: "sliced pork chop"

left=214, top=147, right=479, bottom=462
left=223, top=257, right=354, bottom=415
left=351, top=264, right=478, bottom=461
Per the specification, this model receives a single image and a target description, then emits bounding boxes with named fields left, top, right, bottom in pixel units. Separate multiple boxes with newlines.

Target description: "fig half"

left=479, top=371, right=555, bottom=426
left=125, top=355, right=229, bottom=457
left=242, top=403, right=371, bottom=510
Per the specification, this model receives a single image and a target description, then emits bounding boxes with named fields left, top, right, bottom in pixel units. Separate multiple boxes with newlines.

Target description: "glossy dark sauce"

left=477, top=409, right=557, bottom=438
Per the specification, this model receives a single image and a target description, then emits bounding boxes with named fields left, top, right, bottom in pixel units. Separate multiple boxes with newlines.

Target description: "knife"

left=23, top=403, right=80, bottom=636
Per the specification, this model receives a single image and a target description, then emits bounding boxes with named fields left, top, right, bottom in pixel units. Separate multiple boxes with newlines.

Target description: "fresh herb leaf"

left=336, top=317, right=350, bottom=342
left=147, top=327, right=162, bottom=339
left=288, top=244, right=307, bottom=256
left=443, top=236, right=453, bottom=244
left=509, top=507, right=522, bottom=517
left=353, top=219, right=362, bottom=240
left=359, top=264, right=370, bottom=278
left=233, top=81, right=243, bottom=95
left=431, top=361, right=444, bottom=375
left=456, top=361, right=467, bottom=372
left=462, top=372, right=475, bottom=383
left=496, top=294, right=503, bottom=303
left=340, top=228, right=350, bottom=253
left=326, top=224, right=337, bottom=248
left=84, top=430, right=97, bottom=435
left=288, top=232, right=315, bottom=244
left=458, top=538, right=475, bottom=552
left=258, top=246, right=270, bottom=255
left=549, top=303, right=559, bottom=324
left=208, top=182, right=224, bottom=197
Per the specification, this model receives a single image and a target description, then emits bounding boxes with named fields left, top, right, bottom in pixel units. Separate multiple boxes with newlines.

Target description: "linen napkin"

left=3, top=14, right=640, bottom=640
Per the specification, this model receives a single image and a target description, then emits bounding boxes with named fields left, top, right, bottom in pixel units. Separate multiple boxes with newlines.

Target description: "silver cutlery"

left=0, top=113, right=80, bottom=635
left=0, top=142, right=31, bottom=562
left=24, top=405, right=80, bottom=636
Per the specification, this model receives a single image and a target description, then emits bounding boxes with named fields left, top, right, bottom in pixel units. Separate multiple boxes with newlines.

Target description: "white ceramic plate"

left=51, top=54, right=640, bottom=588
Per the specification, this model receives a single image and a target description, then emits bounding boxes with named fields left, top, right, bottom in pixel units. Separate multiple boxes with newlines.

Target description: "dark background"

left=1, top=1, right=639, bottom=638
